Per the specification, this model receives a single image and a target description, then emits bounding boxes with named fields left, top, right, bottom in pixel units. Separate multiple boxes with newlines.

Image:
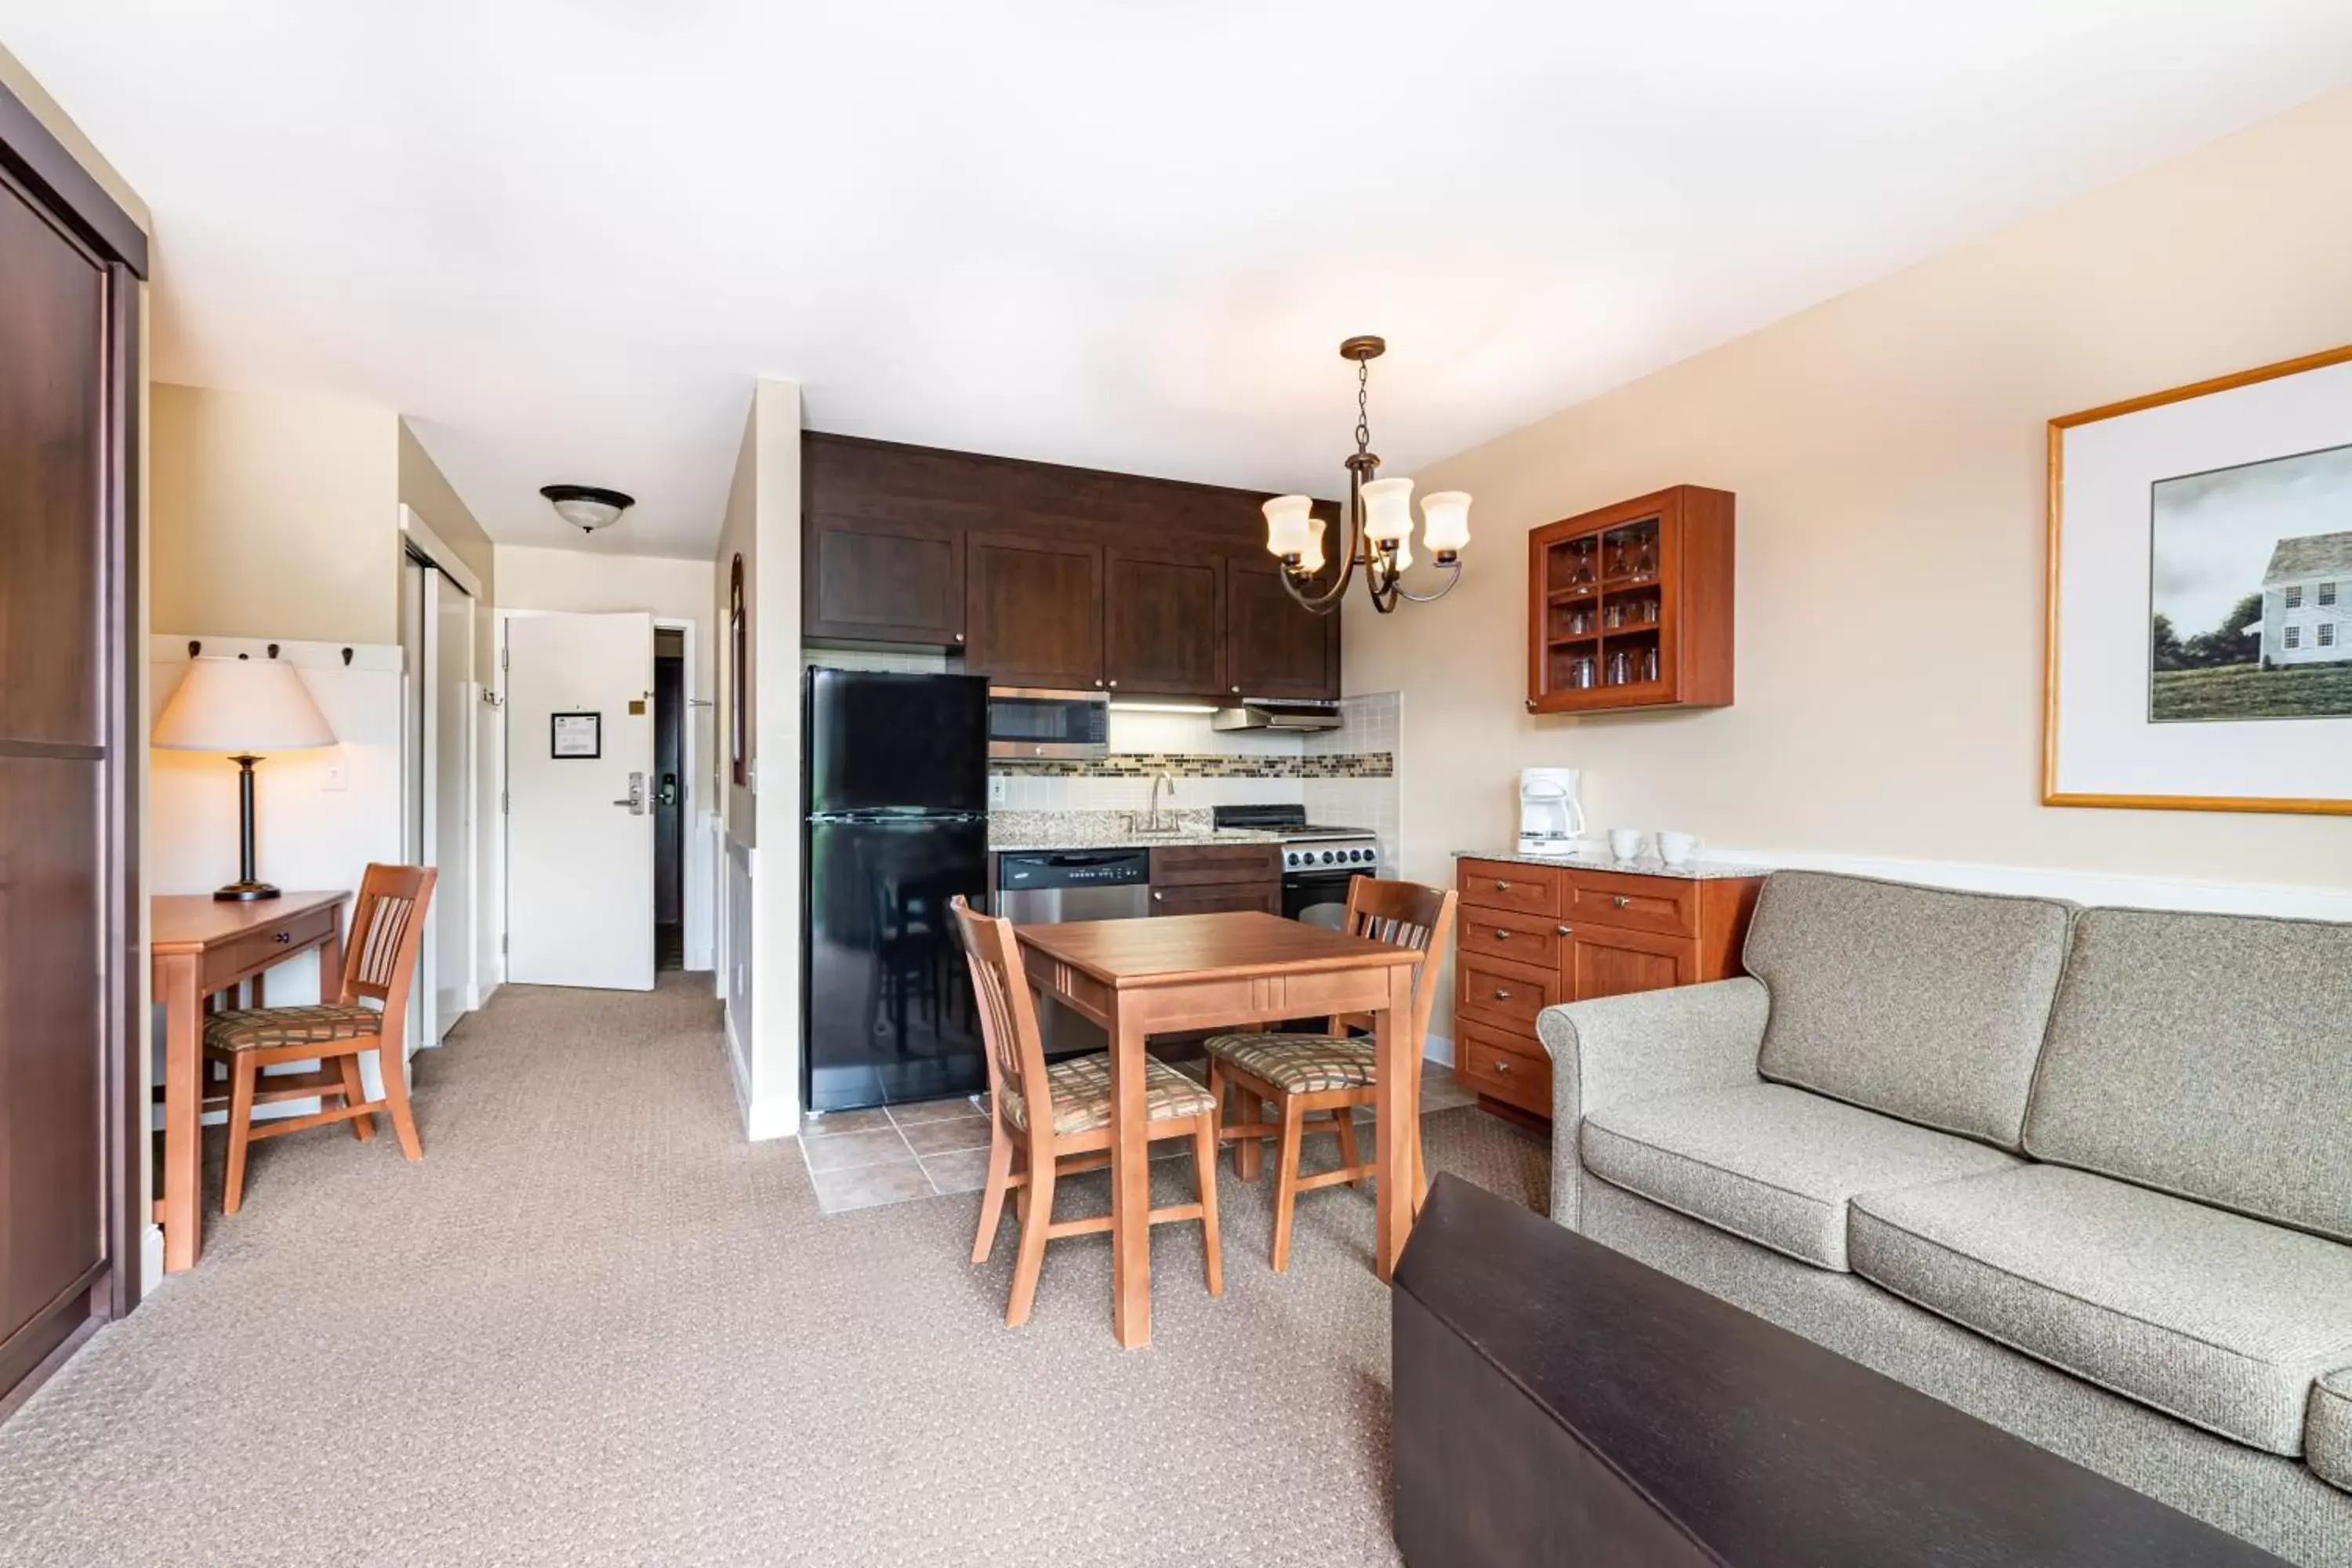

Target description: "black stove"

left=1213, top=804, right=1381, bottom=892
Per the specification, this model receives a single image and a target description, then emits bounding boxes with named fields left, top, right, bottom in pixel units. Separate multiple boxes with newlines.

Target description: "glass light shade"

left=1359, top=476, right=1414, bottom=544
left=1295, top=516, right=1328, bottom=575
left=153, top=656, right=337, bottom=753
left=1262, top=494, right=1314, bottom=558
left=1420, top=490, right=1472, bottom=554
left=1390, top=529, right=1413, bottom=572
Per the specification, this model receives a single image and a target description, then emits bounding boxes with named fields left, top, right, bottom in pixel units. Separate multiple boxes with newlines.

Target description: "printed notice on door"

left=551, top=711, right=601, bottom=759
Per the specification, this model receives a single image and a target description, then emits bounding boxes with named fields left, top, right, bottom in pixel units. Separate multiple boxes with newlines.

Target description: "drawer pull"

left=1491, top=1059, right=1512, bottom=1073
left=1612, top=895, right=1632, bottom=909
left=273, top=931, right=292, bottom=944
left=1493, top=988, right=1511, bottom=1000
left=1494, top=880, right=1512, bottom=891
left=1493, top=928, right=1511, bottom=940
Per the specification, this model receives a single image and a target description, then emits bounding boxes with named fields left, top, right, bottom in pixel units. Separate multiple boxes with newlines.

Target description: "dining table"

left=1012, top=909, right=1425, bottom=1349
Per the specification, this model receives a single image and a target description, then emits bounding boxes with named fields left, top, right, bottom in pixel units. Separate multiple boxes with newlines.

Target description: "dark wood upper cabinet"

left=801, top=432, right=1340, bottom=700
left=965, top=532, right=1105, bottom=689
left=1103, top=548, right=1223, bottom=697
left=1224, top=555, right=1341, bottom=700
left=803, top=517, right=964, bottom=646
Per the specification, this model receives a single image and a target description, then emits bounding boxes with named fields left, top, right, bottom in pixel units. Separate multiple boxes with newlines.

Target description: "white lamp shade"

left=1295, top=515, right=1328, bottom=575
left=1421, top=491, right=1472, bottom=554
left=1360, top=476, right=1414, bottom=545
left=1262, top=494, right=1314, bottom=558
left=153, top=655, right=337, bottom=753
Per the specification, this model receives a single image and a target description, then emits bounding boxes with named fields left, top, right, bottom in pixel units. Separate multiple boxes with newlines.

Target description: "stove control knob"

left=1321, top=851, right=1335, bottom=864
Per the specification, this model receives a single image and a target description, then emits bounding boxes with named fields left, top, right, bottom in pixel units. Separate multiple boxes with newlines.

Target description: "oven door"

left=1283, top=866, right=1361, bottom=931
left=987, top=688, right=1110, bottom=760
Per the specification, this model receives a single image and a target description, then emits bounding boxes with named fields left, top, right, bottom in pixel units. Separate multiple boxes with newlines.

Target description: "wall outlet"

left=987, top=775, right=1008, bottom=807
left=321, top=760, right=348, bottom=793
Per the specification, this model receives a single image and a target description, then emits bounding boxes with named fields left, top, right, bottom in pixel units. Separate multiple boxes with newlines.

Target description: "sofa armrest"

left=1536, top=977, right=1768, bottom=1229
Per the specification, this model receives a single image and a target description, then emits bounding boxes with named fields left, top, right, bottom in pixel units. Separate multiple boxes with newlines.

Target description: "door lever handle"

left=612, top=771, right=648, bottom=815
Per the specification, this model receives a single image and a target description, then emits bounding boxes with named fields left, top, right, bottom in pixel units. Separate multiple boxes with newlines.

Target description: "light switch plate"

left=987, top=775, right=1008, bottom=807
left=321, top=760, right=348, bottom=793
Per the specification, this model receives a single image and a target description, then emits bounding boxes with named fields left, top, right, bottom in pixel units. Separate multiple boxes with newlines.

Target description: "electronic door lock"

left=612, top=771, right=647, bottom=815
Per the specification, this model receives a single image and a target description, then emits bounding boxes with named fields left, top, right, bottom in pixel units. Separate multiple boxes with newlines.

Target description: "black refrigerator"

left=802, top=668, right=991, bottom=1112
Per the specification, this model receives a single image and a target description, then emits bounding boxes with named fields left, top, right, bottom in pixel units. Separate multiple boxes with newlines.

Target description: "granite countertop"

left=1453, top=846, right=1766, bottom=882
left=988, top=808, right=1283, bottom=854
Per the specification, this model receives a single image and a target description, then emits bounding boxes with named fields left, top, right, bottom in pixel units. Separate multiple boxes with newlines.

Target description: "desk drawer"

left=1454, top=950, right=1560, bottom=1032
left=1456, top=859, right=1563, bottom=919
left=1564, top=869, right=1697, bottom=938
left=1457, top=906, right=1567, bottom=970
left=1455, top=1021, right=1552, bottom=1116
left=205, top=904, right=338, bottom=991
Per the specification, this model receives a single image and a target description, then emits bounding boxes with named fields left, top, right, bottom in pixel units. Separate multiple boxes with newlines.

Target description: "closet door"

left=0, top=133, right=140, bottom=1413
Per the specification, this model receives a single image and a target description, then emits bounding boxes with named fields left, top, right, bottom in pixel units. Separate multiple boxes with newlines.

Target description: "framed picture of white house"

left=2045, top=345, right=2352, bottom=815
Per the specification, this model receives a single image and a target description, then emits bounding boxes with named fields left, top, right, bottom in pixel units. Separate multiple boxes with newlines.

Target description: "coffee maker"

left=1516, top=768, right=1585, bottom=857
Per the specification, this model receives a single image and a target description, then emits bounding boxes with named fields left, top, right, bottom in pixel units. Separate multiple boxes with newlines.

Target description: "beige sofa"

left=1537, top=869, right=2352, bottom=1566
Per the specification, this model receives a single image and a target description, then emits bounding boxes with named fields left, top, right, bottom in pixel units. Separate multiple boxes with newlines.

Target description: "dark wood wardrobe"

left=0, top=78, right=146, bottom=1418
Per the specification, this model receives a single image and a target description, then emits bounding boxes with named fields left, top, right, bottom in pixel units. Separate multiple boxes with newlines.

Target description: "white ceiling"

left=9, top=2, right=2352, bottom=558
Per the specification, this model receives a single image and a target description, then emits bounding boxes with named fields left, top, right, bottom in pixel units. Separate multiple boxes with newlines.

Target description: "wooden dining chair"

left=201, top=863, right=437, bottom=1214
left=1206, top=876, right=1457, bottom=1271
left=950, top=895, right=1223, bottom=1328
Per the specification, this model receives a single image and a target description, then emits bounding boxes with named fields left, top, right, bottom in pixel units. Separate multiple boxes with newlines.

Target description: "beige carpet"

left=0, top=975, right=1548, bottom=1567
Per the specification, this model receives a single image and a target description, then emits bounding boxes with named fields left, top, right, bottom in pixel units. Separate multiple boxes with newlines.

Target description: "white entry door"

left=506, top=612, right=656, bottom=990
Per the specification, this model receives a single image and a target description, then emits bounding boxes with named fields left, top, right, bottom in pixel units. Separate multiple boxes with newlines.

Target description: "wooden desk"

left=1014, top=912, right=1424, bottom=1349
left=151, top=891, right=347, bottom=1272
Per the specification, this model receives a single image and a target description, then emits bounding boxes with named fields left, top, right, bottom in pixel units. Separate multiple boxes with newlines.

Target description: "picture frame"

left=550, top=710, right=601, bottom=759
left=2044, top=344, right=2352, bottom=816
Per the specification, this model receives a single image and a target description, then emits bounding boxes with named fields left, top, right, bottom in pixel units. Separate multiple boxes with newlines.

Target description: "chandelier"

left=1262, top=336, right=1471, bottom=615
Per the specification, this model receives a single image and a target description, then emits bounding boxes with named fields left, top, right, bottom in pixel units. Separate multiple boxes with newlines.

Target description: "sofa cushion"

left=1850, top=1166, right=2352, bottom=1455
left=1743, top=871, right=2072, bottom=1149
left=2312, top=1369, right=2352, bottom=1492
left=1580, top=1084, right=2021, bottom=1272
left=2024, top=906, right=2352, bottom=1246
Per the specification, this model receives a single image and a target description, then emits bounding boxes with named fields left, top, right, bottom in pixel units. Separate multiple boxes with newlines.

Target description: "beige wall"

left=1350, top=85, right=2352, bottom=1026
left=151, top=384, right=402, bottom=644
left=715, top=405, right=760, bottom=846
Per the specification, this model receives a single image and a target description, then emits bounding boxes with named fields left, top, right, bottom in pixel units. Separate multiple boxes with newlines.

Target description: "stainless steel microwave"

left=986, top=688, right=1110, bottom=760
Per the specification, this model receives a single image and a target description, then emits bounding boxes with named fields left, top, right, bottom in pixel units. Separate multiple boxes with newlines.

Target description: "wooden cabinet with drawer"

left=1149, top=843, right=1281, bottom=917
left=1452, top=855, right=1764, bottom=1125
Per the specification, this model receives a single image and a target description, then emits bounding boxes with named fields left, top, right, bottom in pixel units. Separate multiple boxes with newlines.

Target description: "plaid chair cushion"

left=1000, top=1054, right=1216, bottom=1137
left=204, top=1003, right=384, bottom=1052
left=1204, top=1033, right=1377, bottom=1094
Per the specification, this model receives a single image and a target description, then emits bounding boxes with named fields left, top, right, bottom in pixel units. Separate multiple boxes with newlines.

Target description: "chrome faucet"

left=1148, top=771, right=1175, bottom=833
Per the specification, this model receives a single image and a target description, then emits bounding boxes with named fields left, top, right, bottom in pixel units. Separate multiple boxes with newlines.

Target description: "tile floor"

left=799, top=1061, right=1479, bottom=1215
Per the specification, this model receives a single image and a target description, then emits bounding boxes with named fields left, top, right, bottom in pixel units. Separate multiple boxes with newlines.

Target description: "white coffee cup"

left=1607, top=827, right=1645, bottom=862
left=1657, top=831, right=1699, bottom=867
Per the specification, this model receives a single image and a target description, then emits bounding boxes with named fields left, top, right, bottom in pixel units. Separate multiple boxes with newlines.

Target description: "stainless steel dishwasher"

left=994, top=849, right=1150, bottom=1055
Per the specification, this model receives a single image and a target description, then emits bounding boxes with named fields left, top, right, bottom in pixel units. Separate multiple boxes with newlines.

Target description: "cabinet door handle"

left=273, top=931, right=292, bottom=944
left=1152, top=891, right=1163, bottom=902
left=954, top=633, right=965, bottom=644
left=1612, top=895, right=1632, bottom=909
left=1555, top=925, right=1573, bottom=938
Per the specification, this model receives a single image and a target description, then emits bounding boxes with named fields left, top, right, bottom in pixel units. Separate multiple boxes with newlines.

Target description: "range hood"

left=1210, top=699, right=1343, bottom=734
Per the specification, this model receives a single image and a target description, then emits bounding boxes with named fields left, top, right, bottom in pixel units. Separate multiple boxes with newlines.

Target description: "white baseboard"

left=1422, top=1030, right=1454, bottom=1067
left=1706, top=846, right=2352, bottom=924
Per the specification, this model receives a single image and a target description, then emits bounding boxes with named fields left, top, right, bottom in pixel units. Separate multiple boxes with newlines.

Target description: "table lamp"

left=152, top=650, right=337, bottom=901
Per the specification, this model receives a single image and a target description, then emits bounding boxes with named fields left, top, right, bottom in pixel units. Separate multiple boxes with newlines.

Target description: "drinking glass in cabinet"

left=1606, top=651, right=1634, bottom=685
left=1604, top=601, right=1625, bottom=630
left=1568, top=655, right=1597, bottom=689
left=1642, top=646, right=1661, bottom=681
